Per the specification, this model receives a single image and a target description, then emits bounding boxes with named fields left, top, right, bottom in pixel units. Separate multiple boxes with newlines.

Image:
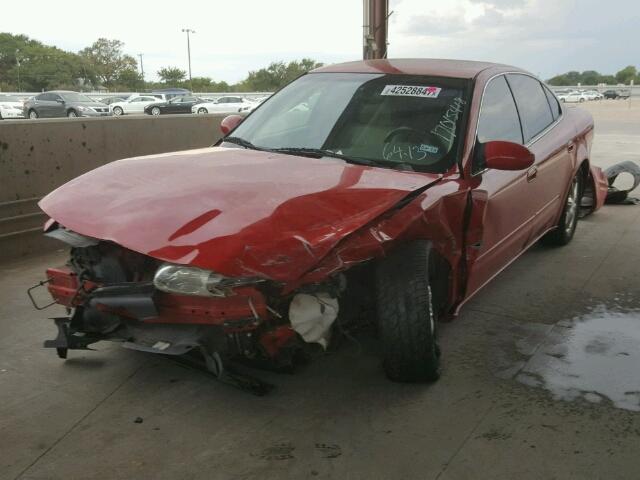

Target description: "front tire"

left=541, top=172, right=582, bottom=246
left=375, top=241, right=441, bottom=382
left=112, top=106, right=123, bottom=116
left=151, top=106, right=161, bottom=116
left=67, top=110, right=78, bottom=118
left=28, top=109, right=39, bottom=119
left=197, top=107, right=208, bottom=114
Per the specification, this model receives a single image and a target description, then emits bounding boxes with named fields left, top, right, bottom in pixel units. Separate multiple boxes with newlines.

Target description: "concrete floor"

left=1, top=101, right=639, bottom=480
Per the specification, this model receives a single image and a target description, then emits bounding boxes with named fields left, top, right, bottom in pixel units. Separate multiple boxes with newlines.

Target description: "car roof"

left=311, top=58, right=524, bottom=79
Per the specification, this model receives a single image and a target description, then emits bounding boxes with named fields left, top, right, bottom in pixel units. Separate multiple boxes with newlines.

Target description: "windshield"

left=226, top=73, right=470, bottom=173
left=60, top=93, right=94, bottom=103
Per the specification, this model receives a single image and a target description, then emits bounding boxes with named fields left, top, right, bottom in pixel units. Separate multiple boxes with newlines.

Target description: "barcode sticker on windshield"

left=381, top=85, right=441, bottom=98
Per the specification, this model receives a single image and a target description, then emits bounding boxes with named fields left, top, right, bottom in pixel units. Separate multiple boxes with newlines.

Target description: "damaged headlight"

left=153, top=263, right=264, bottom=297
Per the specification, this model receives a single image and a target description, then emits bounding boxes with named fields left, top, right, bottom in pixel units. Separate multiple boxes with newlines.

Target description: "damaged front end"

left=35, top=224, right=344, bottom=379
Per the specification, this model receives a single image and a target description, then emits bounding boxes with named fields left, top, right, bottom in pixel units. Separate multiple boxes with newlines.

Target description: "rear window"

left=506, top=74, right=554, bottom=143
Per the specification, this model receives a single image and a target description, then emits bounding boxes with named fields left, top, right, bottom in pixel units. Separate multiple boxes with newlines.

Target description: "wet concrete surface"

left=1, top=101, right=639, bottom=479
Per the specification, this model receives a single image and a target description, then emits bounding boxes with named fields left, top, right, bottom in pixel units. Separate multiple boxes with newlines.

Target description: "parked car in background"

left=192, top=96, right=255, bottom=114
left=144, top=96, right=207, bottom=115
left=37, top=59, right=608, bottom=384
left=23, top=91, right=110, bottom=119
left=603, top=89, right=631, bottom=100
left=583, top=90, right=603, bottom=101
left=98, top=96, right=127, bottom=105
left=0, top=94, right=25, bottom=119
left=151, top=88, right=192, bottom=100
left=557, top=90, right=588, bottom=103
left=110, top=95, right=163, bottom=116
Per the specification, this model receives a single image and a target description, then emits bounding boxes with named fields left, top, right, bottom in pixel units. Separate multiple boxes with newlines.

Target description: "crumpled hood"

left=40, top=147, right=441, bottom=281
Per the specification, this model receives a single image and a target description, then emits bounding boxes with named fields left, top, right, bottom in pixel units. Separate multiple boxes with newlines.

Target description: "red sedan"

left=37, top=59, right=608, bottom=384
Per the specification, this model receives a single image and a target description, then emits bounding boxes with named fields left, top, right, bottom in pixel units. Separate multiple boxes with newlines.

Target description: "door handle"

left=567, top=143, right=575, bottom=153
left=526, top=166, right=538, bottom=182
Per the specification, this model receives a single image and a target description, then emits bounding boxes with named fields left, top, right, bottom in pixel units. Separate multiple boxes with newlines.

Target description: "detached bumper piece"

left=44, top=316, right=103, bottom=359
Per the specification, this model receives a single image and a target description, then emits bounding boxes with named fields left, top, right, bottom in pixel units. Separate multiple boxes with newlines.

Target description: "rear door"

left=178, top=97, right=198, bottom=113
left=506, top=74, right=572, bottom=241
left=35, top=93, right=58, bottom=117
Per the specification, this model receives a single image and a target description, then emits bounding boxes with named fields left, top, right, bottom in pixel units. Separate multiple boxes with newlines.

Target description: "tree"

left=79, top=38, right=138, bottom=88
left=115, top=68, right=144, bottom=90
left=157, top=66, right=186, bottom=85
left=239, top=58, right=323, bottom=91
left=615, top=65, right=637, bottom=85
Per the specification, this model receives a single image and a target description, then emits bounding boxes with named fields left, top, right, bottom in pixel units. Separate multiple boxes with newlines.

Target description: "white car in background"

left=583, top=90, right=603, bottom=101
left=192, top=96, right=256, bottom=114
left=557, top=91, right=589, bottom=103
left=110, top=95, right=163, bottom=116
left=0, top=94, right=25, bottom=119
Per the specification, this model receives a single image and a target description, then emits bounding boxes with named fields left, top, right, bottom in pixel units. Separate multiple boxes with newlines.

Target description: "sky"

left=1, top=0, right=638, bottom=83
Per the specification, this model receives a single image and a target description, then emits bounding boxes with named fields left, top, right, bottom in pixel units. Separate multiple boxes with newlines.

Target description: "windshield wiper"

left=271, top=147, right=380, bottom=167
left=223, top=136, right=265, bottom=151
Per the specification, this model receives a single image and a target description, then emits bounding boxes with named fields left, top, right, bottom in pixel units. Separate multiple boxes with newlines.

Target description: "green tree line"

left=0, top=33, right=322, bottom=93
left=547, top=66, right=639, bottom=86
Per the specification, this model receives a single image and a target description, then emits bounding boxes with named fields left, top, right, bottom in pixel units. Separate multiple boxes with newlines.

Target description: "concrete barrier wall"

left=0, top=114, right=226, bottom=262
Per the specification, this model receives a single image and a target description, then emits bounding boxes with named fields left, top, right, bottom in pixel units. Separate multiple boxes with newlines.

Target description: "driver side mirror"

left=56, top=98, right=65, bottom=104
left=220, top=114, right=243, bottom=135
left=482, top=140, right=535, bottom=171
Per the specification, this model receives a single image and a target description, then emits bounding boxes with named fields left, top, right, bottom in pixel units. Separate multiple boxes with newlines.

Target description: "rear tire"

left=113, top=106, right=123, bottom=116
left=541, top=171, right=582, bottom=246
left=67, top=110, right=78, bottom=118
left=28, top=109, right=39, bottom=119
left=375, top=241, right=441, bottom=382
left=197, top=107, right=208, bottom=114
left=151, top=106, right=161, bottom=116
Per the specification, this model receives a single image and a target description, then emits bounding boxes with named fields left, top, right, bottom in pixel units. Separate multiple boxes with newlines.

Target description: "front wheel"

left=29, top=109, right=39, bottom=119
left=112, top=106, right=123, bottom=116
left=151, top=106, right=161, bottom=116
left=375, top=241, right=441, bottom=382
left=579, top=98, right=585, bottom=103
left=541, top=172, right=582, bottom=246
left=67, top=110, right=78, bottom=118
left=197, top=107, right=208, bottom=114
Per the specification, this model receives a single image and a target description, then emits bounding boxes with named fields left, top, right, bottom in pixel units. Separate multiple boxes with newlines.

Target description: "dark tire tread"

left=375, top=241, right=440, bottom=383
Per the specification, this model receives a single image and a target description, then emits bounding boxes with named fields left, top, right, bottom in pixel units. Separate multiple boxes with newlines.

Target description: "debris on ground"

left=605, top=161, right=640, bottom=204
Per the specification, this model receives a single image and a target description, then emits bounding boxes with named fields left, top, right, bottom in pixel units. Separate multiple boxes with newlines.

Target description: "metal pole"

left=182, top=28, right=195, bottom=90
left=138, top=54, right=145, bottom=80
left=15, top=50, right=21, bottom=92
left=363, top=0, right=389, bottom=60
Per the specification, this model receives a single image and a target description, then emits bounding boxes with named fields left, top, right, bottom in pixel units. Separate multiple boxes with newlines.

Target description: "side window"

left=477, top=75, right=523, bottom=145
left=506, top=74, right=554, bottom=142
left=38, top=93, right=52, bottom=101
left=543, top=85, right=561, bottom=121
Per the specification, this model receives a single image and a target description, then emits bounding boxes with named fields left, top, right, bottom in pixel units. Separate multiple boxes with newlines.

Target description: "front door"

left=465, top=75, right=537, bottom=297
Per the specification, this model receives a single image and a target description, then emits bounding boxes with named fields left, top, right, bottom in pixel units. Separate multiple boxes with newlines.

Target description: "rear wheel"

left=197, top=107, right=208, bottom=114
left=541, top=172, right=582, bottom=246
left=113, top=106, right=123, bottom=116
left=28, top=109, right=39, bottom=119
left=67, top=110, right=78, bottom=118
left=375, top=241, right=441, bottom=382
left=151, top=106, right=161, bottom=116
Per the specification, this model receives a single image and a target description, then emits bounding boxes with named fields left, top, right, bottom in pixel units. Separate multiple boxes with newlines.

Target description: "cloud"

left=403, top=12, right=469, bottom=36
left=391, top=0, right=640, bottom=79
left=468, top=0, right=528, bottom=9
